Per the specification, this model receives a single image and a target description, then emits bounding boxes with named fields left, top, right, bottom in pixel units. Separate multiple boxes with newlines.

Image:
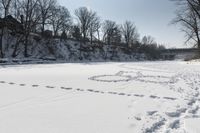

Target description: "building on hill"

left=0, top=15, right=24, bottom=34
left=0, top=15, right=43, bottom=40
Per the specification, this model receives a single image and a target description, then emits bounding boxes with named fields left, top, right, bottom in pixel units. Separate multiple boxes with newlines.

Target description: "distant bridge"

left=160, top=48, right=199, bottom=60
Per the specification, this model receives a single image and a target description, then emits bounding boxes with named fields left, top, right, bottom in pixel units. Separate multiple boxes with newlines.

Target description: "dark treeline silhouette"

left=0, top=0, right=165, bottom=60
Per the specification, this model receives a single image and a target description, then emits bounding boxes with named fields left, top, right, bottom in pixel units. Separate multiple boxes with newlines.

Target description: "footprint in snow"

left=135, top=116, right=142, bottom=121
left=163, top=97, right=177, bottom=101
left=166, top=112, right=181, bottom=118
left=149, top=95, right=160, bottom=99
left=76, top=88, right=84, bottom=91
left=19, top=84, right=26, bottom=86
left=165, top=108, right=187, bottom=118
left=118, top=93, right=126, bottom=96
left=8, top=82, right=15, bottom=85
left=32, top=85, right=39, bottom=87
left=87, top=89, right=102, bottom=94
left=168, top=119, right=180, bottom=129
left=134, top=94, right=144, bottom=97
left=46, top=86, right=55, bottom=88
left=108, top=91, right=118, bottom=95
left=61, top=87, right=72, bottom=90
left=188, top=106, right=199, bottom=114
left=194, top=92, right=200, bottom=97
left=94, top=90, right=100, bottom=93
left=127, top=94, right=132, bottom=97
left=87, top=89, right=94, bottom=92
left=187, top=99, right=196, bottom=106
left=147, top=111, right=158, bottom=116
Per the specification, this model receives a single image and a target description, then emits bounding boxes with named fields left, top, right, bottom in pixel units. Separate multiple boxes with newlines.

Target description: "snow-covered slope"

left=2, top=36, right=146, bottom=62
left=0, top=61, right=199, bottom=133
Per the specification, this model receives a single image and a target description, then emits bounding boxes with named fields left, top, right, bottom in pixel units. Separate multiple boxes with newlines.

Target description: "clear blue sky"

left=58, top=0, right=187, bottom=48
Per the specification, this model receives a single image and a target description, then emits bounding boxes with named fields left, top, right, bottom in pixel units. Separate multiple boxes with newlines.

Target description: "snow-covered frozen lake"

left=0, top=61, right=200, bottom=133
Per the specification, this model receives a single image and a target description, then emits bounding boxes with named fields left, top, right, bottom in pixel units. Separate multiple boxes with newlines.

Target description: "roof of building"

left=0, top=15, right=23, bottom=33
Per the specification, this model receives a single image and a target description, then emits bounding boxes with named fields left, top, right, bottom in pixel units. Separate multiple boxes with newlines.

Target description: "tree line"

left=0, top=0, right=165, bottom=59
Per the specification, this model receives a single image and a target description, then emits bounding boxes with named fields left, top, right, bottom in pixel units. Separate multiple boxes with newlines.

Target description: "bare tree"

left=38, top=0, right=56, bottom=34
left=184, top=0, right=200, bottom=19
left=10, top=0, right=22, bottom=19
left=75, top=7, right=98, bottom=43
left=60, top=10, right=72, bottom=38
left=49, top=5, right=71, bottom=37
left=96, top=21, right=101, bottom=41
left=19, top=0, right=41, bottom=57
left=72, top=25, right=81, bottom=40
left=141, top=35, right=156, bottom=45
left=121, top=21, right=139, bottom=47
left=171, top=0, right=200, bottom=52
left=102, top=20, right=121, bottom=45
left=1, top=0, right=13, bottom=16
left=88, top=15, right=100, bottom=44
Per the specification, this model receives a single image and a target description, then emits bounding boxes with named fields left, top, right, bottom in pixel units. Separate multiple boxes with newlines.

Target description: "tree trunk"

left=195, top=28, right=200, bottom=55
left=24, top=34, right=29, bottom=57
left=12, top=36, right=23, bottom=57
left=90, top=32, right=93, bottom=44
left=0, top=28, right=4, bottom=58
left=97, top=30, right=100, bottom=41
left=41, top=19, right=45, bottom=34
left=12, top=42, right=19, bottom=57
left=198, top=42, right=200, bottom=55
left=83, top=32, right=86, bottom=44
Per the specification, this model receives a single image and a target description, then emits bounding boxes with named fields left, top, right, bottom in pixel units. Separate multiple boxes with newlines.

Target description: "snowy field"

left=0, top=61, right=200, bottom=133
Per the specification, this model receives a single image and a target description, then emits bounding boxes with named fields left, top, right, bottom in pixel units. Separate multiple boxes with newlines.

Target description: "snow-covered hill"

left=1, top=36, right=147, bottom=63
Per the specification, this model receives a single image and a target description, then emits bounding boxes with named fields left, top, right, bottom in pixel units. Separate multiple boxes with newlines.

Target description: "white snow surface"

left=0, top=61, right=200, bottom=133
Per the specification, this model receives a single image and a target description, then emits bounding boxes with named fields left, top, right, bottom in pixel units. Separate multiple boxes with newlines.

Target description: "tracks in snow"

left=117, top=64, right=200, bottom=133
left=0, top=80, right=178, bottom=101
left=140, top=72, right=200, bottom=133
